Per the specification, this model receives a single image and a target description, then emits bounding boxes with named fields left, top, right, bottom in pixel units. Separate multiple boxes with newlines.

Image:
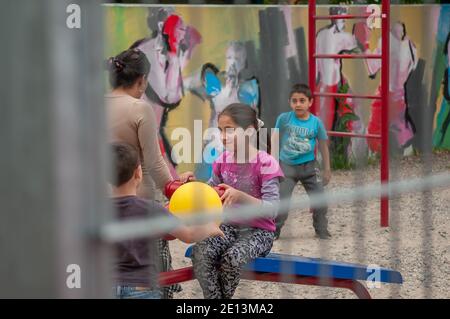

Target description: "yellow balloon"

left=168, top=182, right=223, bottom=222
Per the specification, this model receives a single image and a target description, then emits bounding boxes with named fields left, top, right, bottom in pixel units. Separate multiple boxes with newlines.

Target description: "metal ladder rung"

left=314, top=54, right=382, bottom=59
left=314, top=92, right=382, bottom=100
left=313, top=14, right=385, bottom=20
left=327, top=131, right=381, bottom=139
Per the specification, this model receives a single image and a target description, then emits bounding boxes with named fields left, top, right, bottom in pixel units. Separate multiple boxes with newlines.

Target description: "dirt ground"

left=169, top=152, right=450, bottom=299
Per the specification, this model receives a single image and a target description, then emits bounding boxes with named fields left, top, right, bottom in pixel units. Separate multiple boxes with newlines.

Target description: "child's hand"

left=179, top=171, right=195, bottom=183
left=208, top=223, right=224, bottom=238
left=218, top=184, right=243, bottom=207
left=199, top=222, right=224, bottom=239
left=322, top=169, right=331, bottom=186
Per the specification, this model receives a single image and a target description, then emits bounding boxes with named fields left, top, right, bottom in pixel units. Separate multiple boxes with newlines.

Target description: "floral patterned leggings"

left=192, top=224, right=274, bottom=299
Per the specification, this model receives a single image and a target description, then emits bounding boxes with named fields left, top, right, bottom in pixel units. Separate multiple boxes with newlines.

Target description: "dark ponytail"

left=219, top=103, right=271, bottom=154
left=105, top=48, right=150, bottom=89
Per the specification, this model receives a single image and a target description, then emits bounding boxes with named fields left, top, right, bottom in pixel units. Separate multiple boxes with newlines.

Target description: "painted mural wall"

left=104, top=4, right=450, bottom=177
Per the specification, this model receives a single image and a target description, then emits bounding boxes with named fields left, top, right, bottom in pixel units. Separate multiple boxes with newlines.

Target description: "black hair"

left=444, top=32, right=450, bottom=56
left=393, top=21, right=407, bottom=41
left=401, top=22, right=407, bottom=41
left=147, top=7, right=174, bottom=38
left=289, top=83, right=313, bottom=100
left=105, top=48, right=150, bottom=89
left=218, top=103, right=271, bottom=154
left=110, top=142, right=140, bottom=187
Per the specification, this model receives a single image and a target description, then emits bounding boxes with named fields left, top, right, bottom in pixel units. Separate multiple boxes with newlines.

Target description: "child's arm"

left=260, top=178, right=280, bottom=219
left=219, top=178, right=280, bottom=219
left=170, top=223, right=224, bottom=243
left=318, top=139, right=331, bottom=186
left=155, top=201, right=223, bottom=243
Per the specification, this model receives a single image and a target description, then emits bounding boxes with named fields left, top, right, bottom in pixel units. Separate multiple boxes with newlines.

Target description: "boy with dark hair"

left=271, top=83, right=332, bottom=240
left=110, top=142, right=223, bottom=299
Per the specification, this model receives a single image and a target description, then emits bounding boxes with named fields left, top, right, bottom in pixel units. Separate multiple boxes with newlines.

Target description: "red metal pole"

left=159, top=267, right=194, bottom=287
left=308, top=0, right=316, bottom=115
left=381, top=0, right=390, bottom=227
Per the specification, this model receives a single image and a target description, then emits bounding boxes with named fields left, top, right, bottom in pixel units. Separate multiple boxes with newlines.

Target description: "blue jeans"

left=115, top=286, right=161, bottom=299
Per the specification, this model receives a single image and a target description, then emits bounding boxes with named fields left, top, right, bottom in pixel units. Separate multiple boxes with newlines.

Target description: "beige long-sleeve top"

left=105, top=93, right=173, bottom=199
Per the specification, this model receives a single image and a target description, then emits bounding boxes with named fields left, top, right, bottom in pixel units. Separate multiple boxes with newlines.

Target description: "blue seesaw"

left=158, top=246, right=403, bottom=299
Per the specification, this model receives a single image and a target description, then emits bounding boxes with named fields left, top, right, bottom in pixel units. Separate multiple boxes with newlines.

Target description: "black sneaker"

left=315, top=229, right=332, bottom=240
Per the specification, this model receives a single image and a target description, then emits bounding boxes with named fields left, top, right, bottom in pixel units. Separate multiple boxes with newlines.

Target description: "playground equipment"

left=165, top=180, right=225, bottom=199
left=157, top=246, right=403, bottom=299
left=308, top=0, right=390, bottom=227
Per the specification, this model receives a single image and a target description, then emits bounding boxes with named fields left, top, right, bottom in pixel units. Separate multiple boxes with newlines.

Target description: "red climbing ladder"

left=308, top=0, right=390, bottom=227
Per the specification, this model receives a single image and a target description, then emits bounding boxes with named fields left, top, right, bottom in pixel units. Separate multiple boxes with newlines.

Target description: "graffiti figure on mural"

left=364, top=21, right=418, bottom=156
left=185, top=41, right=260, bottom=179
left=131, top=7, right=201, bottom=175
left=316, top=6, right=368, bottom=163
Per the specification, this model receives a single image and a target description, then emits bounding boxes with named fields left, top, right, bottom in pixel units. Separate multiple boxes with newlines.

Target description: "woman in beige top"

left=105, top=48, right=193, bottom=198
left=105, top=48, right=193, bottom=298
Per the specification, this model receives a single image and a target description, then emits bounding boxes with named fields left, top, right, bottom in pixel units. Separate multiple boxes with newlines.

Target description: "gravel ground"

left=169, top=152, right=450, bottom=299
